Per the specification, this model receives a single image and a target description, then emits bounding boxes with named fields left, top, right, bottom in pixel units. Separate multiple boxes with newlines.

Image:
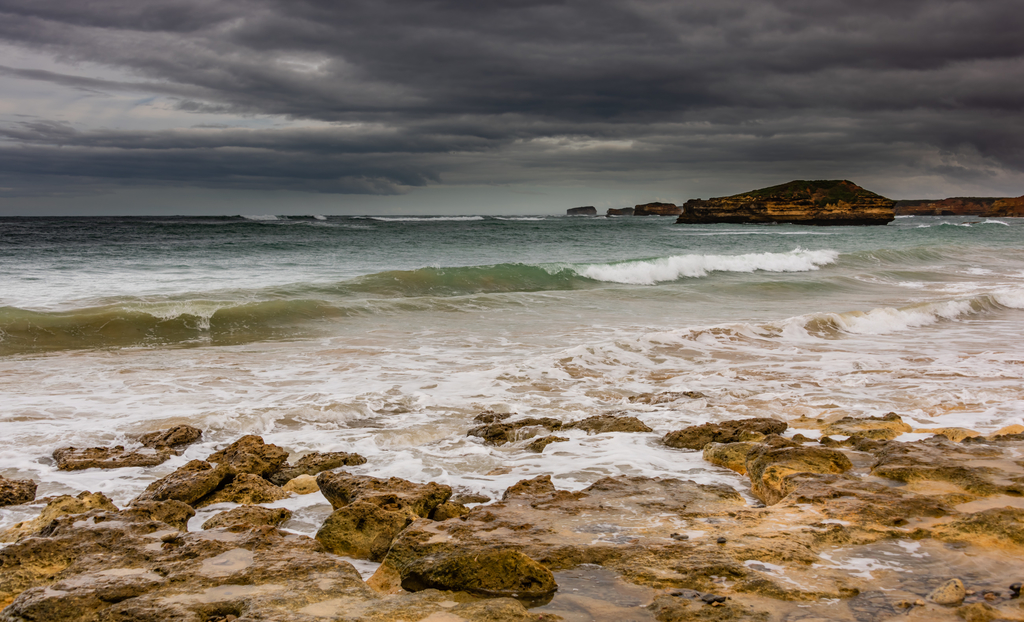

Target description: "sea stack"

left=634, top=202, right=681, bottom=216
left=607, top=207, right=634, bottom=216
left=566, top=206, right=597, bottom=216
left=676, top=180, right=896, bottom=226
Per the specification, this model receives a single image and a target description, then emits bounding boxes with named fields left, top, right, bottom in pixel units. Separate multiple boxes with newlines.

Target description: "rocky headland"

left=634, top=202, right=682, bottom=216
left=676, top=180, right=896, bottom=226
left=3, top=414, right=1024, bottom=621
left=896, top=196, right=1024, bottom=217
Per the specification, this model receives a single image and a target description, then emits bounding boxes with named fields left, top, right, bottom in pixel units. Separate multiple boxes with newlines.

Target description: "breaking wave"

left=577, top=249, right=838, bottom=285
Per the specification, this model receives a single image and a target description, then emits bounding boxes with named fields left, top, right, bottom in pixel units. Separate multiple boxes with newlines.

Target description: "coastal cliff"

left=566, top=206, right=596, bottom=216
left=634, top=202, right=681, bottom=216
left=676, top=180, right=896, bottom=226
left=896, top=196, right=1024, bottom=217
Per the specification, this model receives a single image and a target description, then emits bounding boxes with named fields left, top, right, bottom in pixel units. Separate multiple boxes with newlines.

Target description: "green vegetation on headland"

left=570, top=180, right=1023, bottom=222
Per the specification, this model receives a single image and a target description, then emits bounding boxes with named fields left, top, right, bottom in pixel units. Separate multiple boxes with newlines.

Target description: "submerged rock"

left=0, top=475, right=36, bottom=507
left=52, top=445, right=172, bottom=470
left=822, top=412, right=912, bottom=440
left=467, top=417, right=564, bottom=446
left=134, top=424, right=203, bottom=450
left=648, top=594, right=769, bottom=621
left=927, top=578, right=966, bottom=606
left=267, top=450, right=367, bottom=486
left=569, top=414, right=652, bottom=434
left=629, top=391, right=706, bottom=404
left=526, top=436, right=569, bottom=453
left=206, top=434, right=288, bottom=477
left=664, top=418, right=788, bottom=450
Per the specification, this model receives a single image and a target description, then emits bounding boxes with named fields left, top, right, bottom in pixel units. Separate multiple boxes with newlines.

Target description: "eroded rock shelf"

left=3, top=414, right=1024, bottom=622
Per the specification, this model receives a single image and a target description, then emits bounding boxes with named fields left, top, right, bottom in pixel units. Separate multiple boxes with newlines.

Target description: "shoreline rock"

left=8, top=431, right=1024, bottom=620
left=0, top=476, right=36, bottom=507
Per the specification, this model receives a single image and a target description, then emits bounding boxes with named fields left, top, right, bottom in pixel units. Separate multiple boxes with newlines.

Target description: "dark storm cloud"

left=1, top=0, right=1022, bottom=199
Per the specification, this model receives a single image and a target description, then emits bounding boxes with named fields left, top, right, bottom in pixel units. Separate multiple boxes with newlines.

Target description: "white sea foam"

left=312, top=215, right=327, bottom=221
left=367, top=216, right=485, bottom=222
left=824, top=300, right=975, bottom=335
left=494, top=217, right=546, bottom=221
left=240, top=214, right=280, bottom=221
left=994, top=289, right=1024, bottom=308
left=575, top=249, right=839, bottom=284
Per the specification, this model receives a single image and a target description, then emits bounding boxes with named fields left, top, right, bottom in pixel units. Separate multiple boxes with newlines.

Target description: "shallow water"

left=1, top=215, right=1023, bottom=534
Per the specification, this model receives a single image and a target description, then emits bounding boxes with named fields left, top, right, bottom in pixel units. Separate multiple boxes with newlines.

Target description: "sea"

left=2, top=213, right=1023, bottom=542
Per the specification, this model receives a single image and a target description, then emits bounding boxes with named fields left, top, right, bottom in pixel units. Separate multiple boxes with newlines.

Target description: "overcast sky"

left=1, top=0, right=1022, bottom=215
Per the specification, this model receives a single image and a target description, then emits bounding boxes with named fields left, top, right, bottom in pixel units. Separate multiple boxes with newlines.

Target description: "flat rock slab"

left=53, top=445, right=173, bottom=470
left=134, top=424, right=203, bottom=450
left=134, top=459, right=232, bottom=507
left=823, top=412, right=912, bottom=441
left=663, top=418, right=787, bottom=450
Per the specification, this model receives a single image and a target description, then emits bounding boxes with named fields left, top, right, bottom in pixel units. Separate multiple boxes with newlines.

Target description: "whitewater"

left=2, top=214, right=1023, bottom=541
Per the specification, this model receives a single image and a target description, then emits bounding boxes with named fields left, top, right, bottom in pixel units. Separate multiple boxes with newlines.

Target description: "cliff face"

left=607, top=207, right=634, bottom=216
left=676, top=180, right=896, bottom=226
left=896, top=196, right=1024, bottom=217
left=566, top=206, right=597, bottom=216
left=635, top=202, right=681, bottom=216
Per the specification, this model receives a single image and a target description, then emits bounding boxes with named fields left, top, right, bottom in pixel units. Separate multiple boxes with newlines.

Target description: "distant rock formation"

left=607, top=207, right=634, bottom=216
left=896, top=196, right=1024, bottom=217
left=566, top=206, right=597, bottom=216
left=634, top=202, right=682, bottom=216
left=676, top=180, right=895, bottom=226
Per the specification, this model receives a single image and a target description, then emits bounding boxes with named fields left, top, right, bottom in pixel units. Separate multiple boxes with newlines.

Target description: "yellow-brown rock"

left=635, top=202, right=682, bottom=216
left=676, top=180, right=896, bottom=226
left=896, top=195, right=1024, bottom=217
left=916, top=427, right=982, bottom=443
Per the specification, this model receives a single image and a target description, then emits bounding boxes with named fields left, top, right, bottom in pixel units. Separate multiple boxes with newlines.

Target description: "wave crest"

left=577, top=249, right=838, bottom=285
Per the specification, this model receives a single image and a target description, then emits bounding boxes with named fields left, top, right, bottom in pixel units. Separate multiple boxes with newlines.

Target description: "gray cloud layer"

left=1, top=0, right=1023, bottom=205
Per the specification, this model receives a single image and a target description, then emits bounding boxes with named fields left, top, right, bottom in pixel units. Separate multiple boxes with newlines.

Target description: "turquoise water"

left=1, top=214, right=1023, bottom=535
